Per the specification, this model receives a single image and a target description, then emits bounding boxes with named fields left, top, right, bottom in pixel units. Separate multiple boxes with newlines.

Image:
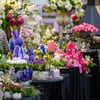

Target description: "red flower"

left=5, top=86, right=8, bottom=90
left=16, top=85, right=22, bottom=89
left=7, top=13, right=13, bottom=20
left=72, top=16, right=78, bottom=21
left=9, top=18, right=16, bottom=26
left=17, top=15, right=24, bottom=25
left=10, top=84, right=15, bottom=89
left=2, top=83, right=5, bottom=87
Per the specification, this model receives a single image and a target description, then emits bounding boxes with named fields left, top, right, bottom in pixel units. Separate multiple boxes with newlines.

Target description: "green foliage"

left=52, top=60, right=67, bottom=67
left=22, top=86, right=40, bottom=98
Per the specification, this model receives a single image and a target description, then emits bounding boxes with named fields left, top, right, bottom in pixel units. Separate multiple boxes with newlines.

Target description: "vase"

left=32, top=71, right=49, bottom=80
left=56, top=10, right=70, bottom=33
left=5, top=92, right=12, bottom=99
left=12, top=93, right=22, bottom=100
left=39, top=71, right=49, bottom=80
left=11, top=25, right=20, bottom=33
left=86, top=67, right=91, bottom=75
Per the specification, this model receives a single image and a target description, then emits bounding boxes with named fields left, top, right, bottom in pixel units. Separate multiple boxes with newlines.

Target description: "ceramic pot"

left=32, top=71, right=49, bottom=80
left=5, top=92, right=12, bottom=99
left=12, top=93, right=22, bottom=100
left=56, top=10, right=70, bottom=32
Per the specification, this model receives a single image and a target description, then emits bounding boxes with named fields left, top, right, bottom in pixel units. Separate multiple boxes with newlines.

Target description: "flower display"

left=71, top=23, right=99, bottom=33
left=33, top=58, right=49, bottom=71
left=47, top=0, right=83, bottom=12
left=21, top=25, right=40, bottom=50
left=82, top=55, right=96, bottom=68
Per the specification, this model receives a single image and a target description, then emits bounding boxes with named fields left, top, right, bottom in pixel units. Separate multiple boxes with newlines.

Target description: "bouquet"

left=71, top=23, right=98, bottom=33
left=47, top=0, right=84, bottom=14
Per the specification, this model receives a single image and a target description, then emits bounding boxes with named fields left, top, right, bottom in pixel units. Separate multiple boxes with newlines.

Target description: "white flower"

left=75, top=10, right=81, bottom=17
left=51, top=4, right=57, bottom=10
left=57, top=0, right=64, bottom=7
left=65, top=4, right=72, bottom=11
left=75, top=6, right=81, bottom=9
left=52, top=0, right=56, bottom=3
left=35, top=15, right=42, bottom=21
left=22, top=15, right=29, bottom=19
left=1, top=14, right=5, bottom=19
left=0, top=20, right=2, bottom=26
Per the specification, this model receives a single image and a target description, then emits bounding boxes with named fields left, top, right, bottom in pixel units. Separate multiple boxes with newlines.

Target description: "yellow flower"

left=5, top=73, right=8, bottom=77
left=1, top=75, right=4, bottom=78
left=4, top=77, right=7, bottom=79
left=58, top=10, right=61, bottom=15
left=75, top=18, right=80, bottom=22
left=5, top=81, right=9, bottom=84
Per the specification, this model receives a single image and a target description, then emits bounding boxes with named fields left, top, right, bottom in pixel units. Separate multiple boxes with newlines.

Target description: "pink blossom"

left=17, top=15, right=24, bottom=25
left=7, top=13, right=13, bottom=20
left=9, top=18, right=16, bottom=26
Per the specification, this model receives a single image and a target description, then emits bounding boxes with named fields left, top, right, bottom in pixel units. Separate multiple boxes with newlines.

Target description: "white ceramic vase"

left=12, top=93, right=22, bottom=100
left=5, top=92, right=12, bottom=99
left=56, top=10, right=70, bottom=32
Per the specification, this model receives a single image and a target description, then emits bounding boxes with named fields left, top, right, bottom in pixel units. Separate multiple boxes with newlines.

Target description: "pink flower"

left=7, top=13, right=13, bottom=20
left=17, top=15, right=24, bottom=25
left=5, top=86, right=8, bottom=90
left=26, top=37, right=30, bottom=40
left=16, top=85, right=22, bottom=89
left=48, top=25, right=52, bottom=29
left=9, top=18, right=16, bottom=26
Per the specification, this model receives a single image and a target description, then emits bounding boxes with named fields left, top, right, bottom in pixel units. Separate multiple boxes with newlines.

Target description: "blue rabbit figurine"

left=28, top=48, right=35, bottom=64
left=12, top=30, right=26, bottom=60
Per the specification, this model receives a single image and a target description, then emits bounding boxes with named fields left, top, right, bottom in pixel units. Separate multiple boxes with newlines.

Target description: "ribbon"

left=16, top=45, right=26, bottom=60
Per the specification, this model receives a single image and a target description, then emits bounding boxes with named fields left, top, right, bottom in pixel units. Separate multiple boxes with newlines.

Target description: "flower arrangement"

left=4, top=84, right=23, bottom=93
left=52, top=59, right=67, bottom=67
left=83, top=55, right=96, bottom=68
left=0, top=0, right=24, bottom=27
left=82, top=55, right=96, bottom=74
left=21, top=25, right=40, bottom=50
left=22, top=86, right=40, bottom=98
left=71, top=23, right=99, bottom=33
left=70, top=10, right=84, bottom=25
left=33, top=58, right=50, bottom=71
left=47, top=0, right=83, bottom=12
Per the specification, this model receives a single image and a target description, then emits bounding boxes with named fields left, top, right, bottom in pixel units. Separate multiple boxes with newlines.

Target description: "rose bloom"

left=5, top=86, right=8, bottom=90
left=16, top=85, right=22, bottom=89
left=9, top=18, right=16, bottom=26
left=10, top=84, right=15, bottom=89
left=7, top=13, right=13, bottom=20
left=17, top=15, right=24, bottom=25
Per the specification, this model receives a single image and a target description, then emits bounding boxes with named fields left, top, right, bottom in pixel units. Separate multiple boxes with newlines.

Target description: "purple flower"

left=37, top=59, right=41, bottom=63
left=41, top=58, right=44, bottom=61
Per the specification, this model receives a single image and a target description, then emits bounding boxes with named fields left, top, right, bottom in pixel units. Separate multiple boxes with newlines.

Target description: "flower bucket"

left=12, top=93, right=22, bottom=100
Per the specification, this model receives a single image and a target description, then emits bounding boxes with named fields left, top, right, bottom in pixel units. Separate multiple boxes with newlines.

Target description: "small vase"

left=12, top=93, right=22, bottom=100
left=39, top=71, right=49, bottom=80
left=5, top=92, right=12, bottom=99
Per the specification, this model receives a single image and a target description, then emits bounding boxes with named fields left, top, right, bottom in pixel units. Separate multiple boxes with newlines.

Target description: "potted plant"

left=82, top=55, right=96, bottom=74
left=8, top=84, right=23, bottom=100
left=32, top=58, right=50, bottom=80
left=22, top=86, right=40, bottom=100
left=52, top=59, right=68, bottom=68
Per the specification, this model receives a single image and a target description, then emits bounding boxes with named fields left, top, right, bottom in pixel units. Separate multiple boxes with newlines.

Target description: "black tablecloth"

left=60, top=67, right=89, bottom=100
left=6, top=96, right=39, bottom=100
left=83, top=50, right=100, bottom=99
left=31, top=77, right=68, bottom=100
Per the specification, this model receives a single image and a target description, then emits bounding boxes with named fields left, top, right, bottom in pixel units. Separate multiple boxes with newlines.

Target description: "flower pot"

left=32, top=71, right=49, bottom=80
left=5, top=92, right=12, bottom=99
left=56, top=10, right=70, bottom=32
left=39, top=71, right=49, bottom=80
left=12, top=93, right=22, bottom=100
